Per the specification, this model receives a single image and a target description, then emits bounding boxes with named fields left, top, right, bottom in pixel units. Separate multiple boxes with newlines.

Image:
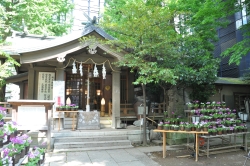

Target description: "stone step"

left=53, top=145, right=133, bottom=153
left=55, top=136, right=128, bottom=143
left=54, top=140, right=132, bottom=149
left=100, top=124, right=111, bottom=128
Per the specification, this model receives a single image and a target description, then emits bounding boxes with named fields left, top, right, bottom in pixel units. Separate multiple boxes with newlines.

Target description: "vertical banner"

left=53, top=81, right=65, bottom=118
left=37, top=72, right=55, bottom=100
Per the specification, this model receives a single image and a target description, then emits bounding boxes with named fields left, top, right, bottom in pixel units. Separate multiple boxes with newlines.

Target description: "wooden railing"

left=149, top=102, right=166, bottom=114
left=109, top=103, right=135, bottom=116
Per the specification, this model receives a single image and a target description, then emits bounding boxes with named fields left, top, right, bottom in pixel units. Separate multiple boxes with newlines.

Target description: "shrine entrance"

left=65, top=69, right=103, bottom=111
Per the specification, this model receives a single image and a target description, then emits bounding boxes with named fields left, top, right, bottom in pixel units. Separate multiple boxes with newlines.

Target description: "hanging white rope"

left=72, top=60, right=77, bottom=74
left=79, top=62, right=83, bottom=76
left=102, top=63, right=106, bottom=79
left=93, top=64, right=99, bottom=77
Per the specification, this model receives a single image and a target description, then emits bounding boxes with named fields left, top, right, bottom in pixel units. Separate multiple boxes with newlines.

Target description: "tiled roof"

left=215, top=77, right=248, bottom=85
left=1, top=25, right=114, bottom=55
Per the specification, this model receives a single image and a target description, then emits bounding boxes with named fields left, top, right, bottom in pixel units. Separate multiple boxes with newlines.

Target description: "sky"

left=72, top=0, right=105, bottom=31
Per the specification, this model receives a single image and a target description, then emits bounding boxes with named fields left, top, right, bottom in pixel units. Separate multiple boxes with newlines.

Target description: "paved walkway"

left=44, top=147, right=162, bottom=166
left=44, top=145, right=186, bottom=166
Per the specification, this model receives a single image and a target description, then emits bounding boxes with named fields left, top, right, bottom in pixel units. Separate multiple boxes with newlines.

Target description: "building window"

left=236, top=0, right=248, bottom=29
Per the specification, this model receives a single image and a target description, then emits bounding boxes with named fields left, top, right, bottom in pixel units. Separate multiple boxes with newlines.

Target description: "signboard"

left=18, top=106, right=46, bottom=129
left=53, top=81, right=65, bottom=118
left=37, top=72, right=55, bottom=100
left=138, top=106, right=148, bottom=115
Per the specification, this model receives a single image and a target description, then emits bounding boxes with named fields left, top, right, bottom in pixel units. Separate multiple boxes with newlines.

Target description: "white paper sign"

left=53, top=81, right=65, bottom=118
left=18, top=106, right=46, bottom=126
left=37, top=72, right=55, bottom=100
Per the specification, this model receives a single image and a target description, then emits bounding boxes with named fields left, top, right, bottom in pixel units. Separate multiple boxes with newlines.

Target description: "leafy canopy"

left=0, top=0, right=74, bottom=41
left=101, top=0, right=231, bottom=87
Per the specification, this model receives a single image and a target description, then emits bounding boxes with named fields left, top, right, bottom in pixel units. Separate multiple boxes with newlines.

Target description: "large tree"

left=0, top=0, right=74, bottom=101
left=0, top=0, right=74, bottom=42
left=101, top=0, right=234, bottom=145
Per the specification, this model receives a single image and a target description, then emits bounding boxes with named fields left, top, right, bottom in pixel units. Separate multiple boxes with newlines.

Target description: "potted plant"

left=206, top=102, right=211, bottom=108
left=163, top=123, right=170, bottom=130
left=185, top=123, right=191, bottom=131
left=200, top=102, right=205, bottom=108
left=20, top=134, right=32, bottom=154
left=0, top=156, right=13, bottom=166
left=216, top=127, right=223, bottom=135
left=26, top=147, right=44, bottom=166
left=228, top=126, right=234, bottom=134
left=235, top=119, right=242, bottom=126
left=194, top=122, right=201, bottom=132
left=158, top=122, right=163, bottom=130
left=193, top=100, right=199, bottom=109
left=186, top=102, right=193, bottom=110
left=221, top=101, right=226, bottom=108
left=172, top=125, right=179, bottom=131
left=210, top=127, right=217, bottom=136
left=179, top=122, right=185, bottom=131
left=202, top=122, right=211, bottom=131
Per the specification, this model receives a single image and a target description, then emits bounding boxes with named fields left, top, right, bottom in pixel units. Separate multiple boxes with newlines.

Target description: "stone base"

left=77, top=111, right=100, bottom=130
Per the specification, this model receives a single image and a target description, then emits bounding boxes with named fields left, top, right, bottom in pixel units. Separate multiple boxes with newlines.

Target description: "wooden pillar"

left=111, top=70, right=120, bottom=128
left=27, top=67, right=35, bottom=99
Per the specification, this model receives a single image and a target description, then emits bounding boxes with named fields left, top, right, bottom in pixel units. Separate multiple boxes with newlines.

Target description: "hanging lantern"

left=102, top=63, right=106, bottom=79
left=88, top=71, right=93, bottom=78
left=79, top=62, right=83, bottom=76
left=93, top=64, right=99, bottom=77
left=72, top=60, right=77, bottom=74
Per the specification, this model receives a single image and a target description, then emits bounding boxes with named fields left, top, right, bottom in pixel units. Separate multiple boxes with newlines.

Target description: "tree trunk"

left=141, top=83, right=147, bottom=146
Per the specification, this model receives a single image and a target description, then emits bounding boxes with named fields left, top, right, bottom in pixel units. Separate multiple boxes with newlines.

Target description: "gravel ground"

left=146, top=149, right=249, bottom=166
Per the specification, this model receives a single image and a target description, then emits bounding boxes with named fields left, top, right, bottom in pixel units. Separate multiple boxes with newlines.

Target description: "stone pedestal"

left=77, top=111, right=100, bottom=129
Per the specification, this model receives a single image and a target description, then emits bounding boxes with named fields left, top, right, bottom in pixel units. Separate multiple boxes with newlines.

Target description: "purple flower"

left=3, top=148, right=10, bottom=157
left=27, top=152, right=36, bottom=159
left=20, top=134, right=29, bottom=140
left=10, top=137, right=24, bottom=144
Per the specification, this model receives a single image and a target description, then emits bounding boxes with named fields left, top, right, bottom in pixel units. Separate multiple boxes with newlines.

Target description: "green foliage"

left=101, top=0, right=228, bottom=100
left=221, top=0, right=250, bottom=65
left=0, top=0, right=74, bottom=41
left=189, top=84, right=216, bottom=102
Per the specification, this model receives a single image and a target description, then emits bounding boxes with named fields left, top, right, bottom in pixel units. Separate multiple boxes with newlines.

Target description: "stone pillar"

left=111, top=70, right=121, bottom=128
left=27, top=68, right=35, bottom=99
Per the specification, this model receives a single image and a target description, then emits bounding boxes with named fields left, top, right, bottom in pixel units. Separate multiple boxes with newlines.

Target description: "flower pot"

left=174, top=127, right=179, bottom=131
left=217, top=131, right=222, bottom=135
left=222, top=130, right=227, bottom=135
left=20, top=148, right=26, bottom=158
left=157, top=126, right=163, bottom=130
left=196, top=128, right=201, bottom=132
left=13, top=153, right=21, bottom=164
left=212, top=132, right=216, bottom=136
left=180, top=126, right=185, bottom=131
left=163, top=126, right=170, bottom=130
left=25, top=145, right=30, bottom=154
left=185, top=127, right=191, bottom=132
left=203, top=127, right=208, bottom=132
left=191, top=127, right=196, bottom=131
left=234, top=129, right=238, bottom=133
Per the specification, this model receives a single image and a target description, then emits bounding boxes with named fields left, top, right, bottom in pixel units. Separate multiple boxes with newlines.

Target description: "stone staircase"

left=53, top=135, right=133, bottom=152
left=53, top=115, right=134, bottom=152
